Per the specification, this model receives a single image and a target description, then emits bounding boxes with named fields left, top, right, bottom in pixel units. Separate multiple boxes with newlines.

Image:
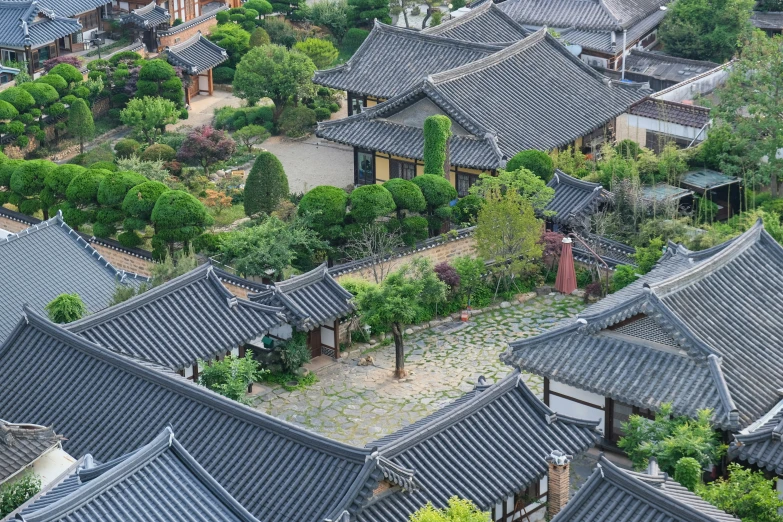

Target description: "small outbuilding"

left=680, top=168, right=742, bottom=221
left=165, top=31, right=228, bottom=104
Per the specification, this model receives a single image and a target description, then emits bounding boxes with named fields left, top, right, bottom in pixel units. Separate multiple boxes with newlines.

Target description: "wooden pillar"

left=333, top=319, right=340, bottom=359
left=208, top=68, right=213, bottom=95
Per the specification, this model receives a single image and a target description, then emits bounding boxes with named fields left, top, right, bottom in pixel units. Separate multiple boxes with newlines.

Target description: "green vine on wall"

left=423, top=115, right=452, bottom=177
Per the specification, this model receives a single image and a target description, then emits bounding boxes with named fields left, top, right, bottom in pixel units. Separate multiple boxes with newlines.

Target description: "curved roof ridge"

left=707, top=354, right=739, bottom=428
left=596, top=0, right=622, bottom=27
left=8, top=306, right=373, bottom=463
left=505, top=320, right=580, bottom=351
left=422, top=1, right=531, bottom=37
left=650, top=219, right=765, bottom=297
left=549, top=169, right=603, bottom=191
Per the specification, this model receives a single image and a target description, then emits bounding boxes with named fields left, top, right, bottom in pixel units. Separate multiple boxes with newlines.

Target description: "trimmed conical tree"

left=244, top=151, right=289, bottom=217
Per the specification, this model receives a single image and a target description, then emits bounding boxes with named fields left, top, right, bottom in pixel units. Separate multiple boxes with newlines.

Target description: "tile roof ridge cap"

left=19, top=306, right=373, bottom=462
left=66, top=264, right=212, bottom=331
left=423, top=0, right=491, bottom=33
left=635, top=97, right=711, bottom=113
left=650, top=219, right=764, bottom=296
left=739, top=398, right=783, bottom=436
left=21, top=429, right=175, bottom=522
left=506, top=320, right=580, bottom=350
left=168, top=30, right=219, bottom=52
left=707, top=354, right=739, bottom=427
left=275, top=262, right=329, bottom=292
left=378, top=372, right=522, bottom=457
left=597, top=0, right=622, bottom=27
left=551, top=169, right=603, bottom=190
left=375, top=20, right=510, bottom=52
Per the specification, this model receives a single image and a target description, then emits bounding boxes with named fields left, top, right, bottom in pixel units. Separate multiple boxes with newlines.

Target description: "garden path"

left=254, top=294, right=585, bottom=446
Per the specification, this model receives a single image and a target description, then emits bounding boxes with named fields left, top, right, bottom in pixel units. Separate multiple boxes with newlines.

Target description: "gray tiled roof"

left=752, top=10, right=783, bottom=29
left=553, top=456, right=737, bottom=521
left=499, top=0, right=670, bottom=31
left=422, top=2, right=530, bottom=42
left=121, top=1, right=170, bottom=28
left=0, top=213, right=144, bottom=344
left=356, top=372, right=600, bottom=522
left=0, top=1, right=82, bottom=48
left=558, top=8, right=667, bottom=53
left=573, top=233, right=638, bottom=268
left=504, top=220, right=783, bottom=430
left=630, top=98, right=711, bottom=128
left=0, top=422, right=60, bottom=484
left=158, top=2, right=228, bottom=35
left=314, top=21, right=509, bottom=99
left=0, top=309, right=382, bottom=522
left=166, top=31, right=228, bottom=74
left=318, top=30, right=649, bottom=168
left=34, top=0, right=109, bottom=18
left=15, top=428, right=260, bottom=522
left=545, top=170, right=610, bottom=227
left=732, top=400, right=783, bottom=475
left=66, top=264, right=287, bottom=371
left=623, top=49, right=719, bottom=83
left=249, top=263, right=355, bottom=329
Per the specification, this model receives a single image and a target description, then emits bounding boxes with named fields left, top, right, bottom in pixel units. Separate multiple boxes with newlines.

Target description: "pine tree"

left=244, top=151, right=289, bottom=217
left=67, top=98, right=94, bottom=154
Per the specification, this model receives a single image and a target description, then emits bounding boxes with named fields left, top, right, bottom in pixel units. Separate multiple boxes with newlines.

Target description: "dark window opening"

left=390, top=158, right=416, bottom=180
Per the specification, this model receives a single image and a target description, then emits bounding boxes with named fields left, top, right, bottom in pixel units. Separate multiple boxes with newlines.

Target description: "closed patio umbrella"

left=555, top=237, right=577, bottom=295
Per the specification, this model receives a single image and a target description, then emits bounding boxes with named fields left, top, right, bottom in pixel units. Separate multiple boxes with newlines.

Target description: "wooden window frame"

left=389, top=158, right=416, bottom=180
left=354, top=148, right=376, bottom=186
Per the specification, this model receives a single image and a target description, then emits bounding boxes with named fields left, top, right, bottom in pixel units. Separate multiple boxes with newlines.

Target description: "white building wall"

left=550, top=380, right=606, bottom=434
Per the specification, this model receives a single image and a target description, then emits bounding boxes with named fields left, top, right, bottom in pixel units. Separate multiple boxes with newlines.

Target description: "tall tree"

left=233, top=44, right=316, bottom=119
left=474, top=190, right=543, bottom=295
left=697, top=464, right=783, bottom=522
left=244, top=151, right=289, bottom=217
left=356, top=257, right=446, bottom=378
left=294, top=38, right=339, bottom=69
left=423, top=115, right=452, bottom=177
left=67, top=98, right=94, bottom=154
left=151, top=190, right=212, bottom=256
left=199, top=351, right=262, bottom=404
left=712, top=32, right=783, bottom=196
left=658, top=0, right=753, bottom=62
left=120, top=96, right=179, bottom=144
left=176, top=125, right=236, bottom=175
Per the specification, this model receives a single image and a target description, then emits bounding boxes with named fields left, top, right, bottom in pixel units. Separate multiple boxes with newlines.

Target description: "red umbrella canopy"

left=555, top=237, right=577, bottom=295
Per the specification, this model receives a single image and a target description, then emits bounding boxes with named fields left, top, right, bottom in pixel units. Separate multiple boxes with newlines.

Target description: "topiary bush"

left=48, top=63, right=84, bottom=85
left=250, top=27, right=271, bottom=47
left=45, top=293, right=87, bottom=323
left=349, top=184, right=396, bottom=224
left=244, top=151, right=289, bottom=216
left=45, top=164, right=85, bottom=201
left=122, top=180, right=169, bottom=236
left=141, top=143, right=176, bottom=162
left=382, top=178, right=426, bottom=218
left=0, top=87, right=36, bottom=113
left=505, top=150, right=555, bottom=182
left=11, top=160, right=56, bottom=196
left=216, top=10, right=230, bottom=23
left=454, top=194, right=483, bottom=225
left=298, top=185, right=348, bottom=236
left=36, top=74, right=68, bottom=95
left=66, top=168, right=107, bottom=206
left=20, top=82, right=59, bottom=109
left=89, top=161, right=118, bottom=172
left=114, top=138, right=141, bottom=159
left=411, top=173, right=457, bottom=210
left=423, top=115, right=452, bottom=176
left=151, top=190, right=211, bottom=253
left=314, top=107, right=331, bottom=121
left=98, top=170, right=147, bottom=207
left=278, top=106, right=317, bottom=138
left=212, top=66, right=236, bottom=84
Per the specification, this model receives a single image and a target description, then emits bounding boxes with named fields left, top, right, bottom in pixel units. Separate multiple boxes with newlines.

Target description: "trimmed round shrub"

left=89, top=161, right=118, bottom=172
left=382, top=178, right=426, bottom=215
left=66, top=169, right=107, bottom=205
left=349, top=184, right=395, bottom=223
left=505, top=150, right=554, bottom=182
left=139, top=59, right=177, bottom=82
left=46, top=102, right=66, bottom=118
left=87, top=70, right=107, bottom=82
left=122, top=180, right=169, bottom=220
left=45, top=164, right=86, bottom=196
left=114, top=138, right=141, bottom=159
left=72, top=86, right=90, bottom=99
left=393, top=216, right=428, bottom=246
left=249, top=27, right=270, bottom=47
left=20, top=82, right=59, bottom=107
left=0, top=159, right=25, bottom=188
left=314, top=107, right=331, bottom=121
left=151, top=190, right=210, bottom=243
left=36, top=74, right=68, bottom=95
left=0, top=87, right=36, bottom=113
left=0, top=100, right=19, bottom=121
left=230, top=13, right=246, bottom=22
left=212, top=66, right=235, bottom=84
left=411, top=173, right=457, bottom=209
left=48, top=63, right=83, bottom=84
left=244, top=151, right=289, bottom=216
left=298, top=185, right=347, bottom=238
left=98, top=170, right=147, bottom=207
left=454, top=194, right=483, bottom=224
left=6, top=121, right=24, bottom=137
left=245, top=0, right=273, bottom=13
left=216, top=10, right=230, bottom=23
left=141, top=143, right=176, bottom=162
left=17, top=113, right=34, bottom=125
left=109, top=51, right=142, bottom=66
left=11, top=160, right=56, bottom=196
left=61, top=94, right=77, bottom=106
left=278, top=106, right=316, bottom=138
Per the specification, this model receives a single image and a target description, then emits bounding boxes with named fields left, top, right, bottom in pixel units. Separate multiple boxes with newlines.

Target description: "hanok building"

left=317, top=29, right=650, bottom=190
left=497, top=0, right=671, bottom=70
left=249, top=263, right=356, bottom=359
left=358, top=371, right=600, bottom=522
left=732, top=400, right=783, bottom=500
left=66, top=264, right=289, bottom=381
left=681, top=168, right=742, bottom=221
left=0, top=212, right=145, bottom=343
left=752, top=10, right=783, bottom=35
left=164, top=31, right=227, bottom=104
left=502, top=220, right=783, bottom=444
left=551, top=456, right=737, bottom=521
left=0, top=422, right=74, bottom=489
left=610, top=49, right=719, bottom=91
left=617, top=97, right=712, bottom=153
left=9, top=428, right=262, bottom=522
left=544, top=170, right=612, bottom=232
left=35, top=0, right=116, bottom=54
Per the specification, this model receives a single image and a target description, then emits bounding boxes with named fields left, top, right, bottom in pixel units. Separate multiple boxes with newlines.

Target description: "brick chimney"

left=546, top=449, right=573, bottom=519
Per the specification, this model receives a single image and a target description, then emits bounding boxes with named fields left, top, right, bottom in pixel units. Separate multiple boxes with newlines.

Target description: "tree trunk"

left=391, top=322, right=407, bottom=378
left=80, top=137, right=84, bottom=154
left=402, top=8, right=409, bottom=27
left=421, top=7, right=432, bottom=28
left=771, top=174, right=779, bottom=198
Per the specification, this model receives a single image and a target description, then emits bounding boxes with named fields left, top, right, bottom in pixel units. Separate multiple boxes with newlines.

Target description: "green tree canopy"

left=67, top=98, right=95, bottom=154
left=0, top=87, right=36, bottom=113
left=207, top=24, right=251, bottom=67
left=36, top=74, right=68, bottom=95
left=505, top=150, right=554, bottom=182
left=250, top=27, right=272, bottom=47
left=383, top=178, right=426, bottom=218
left=20, top=82, right=59, bottom=109
left=233, top=44, right=317, bottom=115
left=199, top=351, right=263, bottom=404
left=698, top=464, right=783, bottom=522
left=151, top=190, right=212, bottom=254
left=294, top=38, right=339, bottom=68
left=469, top=168, right=555, bottom=212
left=658, top=0, right=753, bottom=62
left=0, top=473, right=41, bottom=518
left=137, top=59, right=183, bottom=106
left=244, top=151, right=289, bottom=216
left=349, top=184, right=396, bottom=223
left=423, top=115, right=452, bottom=176
left=45, top=293, right=87, bottom=323
left=233, top=124, right=271, bottom=152
left=410, top=497, right=490, bottom=522
left=297, top=185, right=348, bottom=240
left=0, top=100, right=19, bottom=121
left=120, top=96, right=179, bottom=144
left=48, top=62, right=83, bottom=84
left=10, top=159, right=56, bottom=217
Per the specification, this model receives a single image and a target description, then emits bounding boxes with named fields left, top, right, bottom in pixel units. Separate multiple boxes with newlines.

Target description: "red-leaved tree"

left=176, top=125, right=236, bottom=176
left=44, top=55, right=83, bottom=72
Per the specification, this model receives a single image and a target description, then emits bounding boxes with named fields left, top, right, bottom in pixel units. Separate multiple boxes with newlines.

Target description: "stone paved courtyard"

left=255, top=294, right=585, bottom=446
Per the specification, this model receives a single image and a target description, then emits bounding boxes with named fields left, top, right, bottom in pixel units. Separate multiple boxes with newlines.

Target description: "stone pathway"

left=254, top=294, right=585, bottom=446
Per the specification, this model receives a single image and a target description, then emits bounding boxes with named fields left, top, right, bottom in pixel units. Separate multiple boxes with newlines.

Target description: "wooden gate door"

left=308, top=328, right=322, bottom=358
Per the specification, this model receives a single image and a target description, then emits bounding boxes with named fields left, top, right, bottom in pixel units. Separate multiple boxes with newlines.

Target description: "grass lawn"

left=209, top=203, right=246, bottom=228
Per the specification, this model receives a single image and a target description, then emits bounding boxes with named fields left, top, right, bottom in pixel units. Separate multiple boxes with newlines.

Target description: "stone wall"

left=159, top=17, right=218, bottom=49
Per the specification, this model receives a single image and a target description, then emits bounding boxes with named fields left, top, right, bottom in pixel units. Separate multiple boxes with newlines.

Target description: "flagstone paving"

left=254, top=294, right=585, bottom=446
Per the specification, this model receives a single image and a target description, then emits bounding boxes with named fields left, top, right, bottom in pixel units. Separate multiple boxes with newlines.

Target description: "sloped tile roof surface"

left=630, top=98, right=711, bottom=128
left=422, top=2, right=530, bottom=42
left=545, top=170, right=609, bottom=226
left=356, top=372, right=600, bottom=522
left=313, top=21, right=509, bottom=98
left=752, top=10, right=783, bottom=29
left=0, top=1, right=82, bottom=48
left=166, top=31, right=228, bottom=74
left=733, top=400, right=783, bottom=475
left=499, top=0, right=670, bottom=30
left=34, top=0, right=109, bottom=17
left=558, top=8, right=667, bottom=53
left=249, top=263, right=355, bottom=328
left=553, top=456, right=737, bottom=521
left=320, top=30, right=649, bottom=166
left=121, top=1, right=170, bottom=28
left=0, top=213, right=143, bottom=343
left=158, top=1, right=226, bottom=35
left=623, top=49, right=719, bottom=83
left=0, top=422, right=60, bottom=484
left=66, top=264, right=287, bottom=371
left=17, top=428, right=261, bottom=522
left=0, top=310, right=381, bottom=522
left=504, top=221, right=783, bottom=430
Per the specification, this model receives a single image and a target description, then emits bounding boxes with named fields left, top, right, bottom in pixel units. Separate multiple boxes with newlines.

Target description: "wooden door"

left=308, top=328, right=322, bottom=358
